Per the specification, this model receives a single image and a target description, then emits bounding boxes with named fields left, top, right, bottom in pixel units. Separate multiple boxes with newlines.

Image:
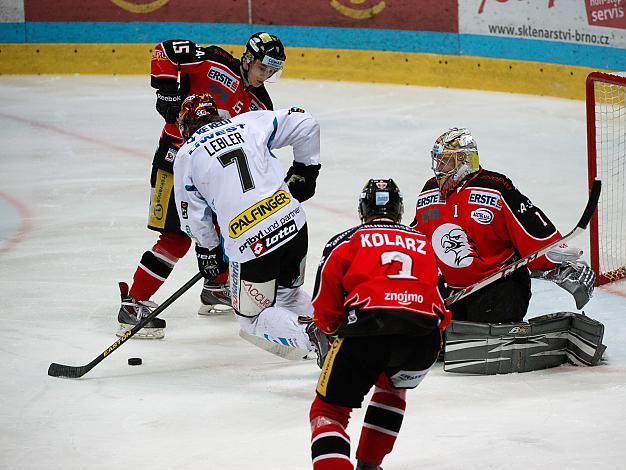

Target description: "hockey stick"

left=238, top=329, right=310, bottom=360
left=445, top=179, right=601, bottom=307
left=48, top=272, right=203, bottom=379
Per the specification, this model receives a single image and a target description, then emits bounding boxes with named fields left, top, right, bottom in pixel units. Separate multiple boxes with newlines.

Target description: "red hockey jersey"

left=151, top=39, right=273, bottom=146
left=410, top=169, right=561, bottom=290
left=312, top=222, right=451, bottom=337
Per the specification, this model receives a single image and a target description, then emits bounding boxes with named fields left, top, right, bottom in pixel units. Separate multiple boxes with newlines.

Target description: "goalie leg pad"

left=530, top=312, right=606, bottom=366
left=444, top=320, right=567, bottom=375
left=444, top=312, right=606, bottom=374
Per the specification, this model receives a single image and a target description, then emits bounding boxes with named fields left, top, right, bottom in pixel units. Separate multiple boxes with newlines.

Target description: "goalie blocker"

left=444, top=312, right=606, bottom=375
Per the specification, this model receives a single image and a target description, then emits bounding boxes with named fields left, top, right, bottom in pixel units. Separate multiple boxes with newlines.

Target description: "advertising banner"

left=25, top=0, right=248, bottom=23
left=254, top=0, right=458, bottom=32
left=1, top=0, right=24, bottom=22
left=460, top=0, right=626, bottom=49
left=24, top=0, right=458, bottom=32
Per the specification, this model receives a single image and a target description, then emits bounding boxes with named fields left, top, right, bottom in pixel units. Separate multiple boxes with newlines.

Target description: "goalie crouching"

left=410, top=128, right=605, bottom=374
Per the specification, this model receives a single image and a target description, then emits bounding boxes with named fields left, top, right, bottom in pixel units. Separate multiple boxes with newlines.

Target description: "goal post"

left=586, top=72, right=626, bottom=286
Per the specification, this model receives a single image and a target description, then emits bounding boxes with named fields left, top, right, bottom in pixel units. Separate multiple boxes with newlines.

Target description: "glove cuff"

left=290, top=162, right=321, bottom=178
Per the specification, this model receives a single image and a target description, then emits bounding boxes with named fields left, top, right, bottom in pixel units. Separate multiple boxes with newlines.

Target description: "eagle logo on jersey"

left=432, top=223, right=479, bottom=267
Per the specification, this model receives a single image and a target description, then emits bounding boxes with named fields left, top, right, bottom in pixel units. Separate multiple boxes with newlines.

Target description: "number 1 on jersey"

left=218, top=148, right=255, bottom=192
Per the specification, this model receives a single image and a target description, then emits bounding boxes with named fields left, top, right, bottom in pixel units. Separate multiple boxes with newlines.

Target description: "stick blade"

left=48, top=362, right=89, bottom=379
left=238, top=330, right=309, bottom=361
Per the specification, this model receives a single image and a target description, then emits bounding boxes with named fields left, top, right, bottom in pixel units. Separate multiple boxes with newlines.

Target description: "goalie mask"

left=358, top=178, right=404, bottom=223
left=431, top=127, right=480, bottom=197
left=177, top=94, right=221, bottom=140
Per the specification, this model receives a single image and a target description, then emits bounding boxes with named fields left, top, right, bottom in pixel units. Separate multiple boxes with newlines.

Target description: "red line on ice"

left=0, top=191, right=32, bottom=256
left=0, top=112, right=148, bottom=159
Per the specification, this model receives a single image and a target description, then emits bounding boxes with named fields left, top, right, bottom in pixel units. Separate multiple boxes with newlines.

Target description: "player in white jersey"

left=173, top=94, right=329, bottom=364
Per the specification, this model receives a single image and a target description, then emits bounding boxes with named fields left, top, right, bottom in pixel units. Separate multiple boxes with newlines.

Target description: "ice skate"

left=356, top=462, right=382, bottom=470
left=117, top=282, right=166, bottom=339
left=198, top=279, right=233, bottom=315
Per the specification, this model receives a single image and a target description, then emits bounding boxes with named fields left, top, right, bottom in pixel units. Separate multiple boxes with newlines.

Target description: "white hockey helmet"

left=431, top=127, right=479, bottom=196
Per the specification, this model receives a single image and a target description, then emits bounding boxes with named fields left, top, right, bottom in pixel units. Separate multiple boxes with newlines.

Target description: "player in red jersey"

left=410, top=128, right=595, bottom=324
left=308, top=179, right=451, bottom=470
left=116, top=33, right=286, bottom=339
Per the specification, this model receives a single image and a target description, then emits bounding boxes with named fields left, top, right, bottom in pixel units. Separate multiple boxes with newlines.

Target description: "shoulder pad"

left=324, top=226, right=359, bottom=250
left=422, top=177, right=438, bottom=192
left=205, top=46, right=241, bottom=72
left=469, top=169, right=515, bottom=193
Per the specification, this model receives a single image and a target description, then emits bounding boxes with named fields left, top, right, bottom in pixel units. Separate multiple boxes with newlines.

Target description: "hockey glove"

left=156, top=88, right=182, bottom=124
left=537, top=261, right=596, bottom=310
left=195, top=244, right=228, bottom=281
left=285, top=162, right=321, bottom=203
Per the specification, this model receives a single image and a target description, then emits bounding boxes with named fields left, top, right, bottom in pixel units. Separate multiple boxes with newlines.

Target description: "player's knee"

left=154, top=232, right=192, bottom=260
left=310, top=396, right=351, bottom=431
left=373, top=385, right=407, bottom=400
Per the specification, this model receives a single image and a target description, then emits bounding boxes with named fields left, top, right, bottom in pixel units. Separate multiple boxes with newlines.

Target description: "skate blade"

left=116, top=323, right=164, bottom=340
left=198, top=304, right=234, bottom=316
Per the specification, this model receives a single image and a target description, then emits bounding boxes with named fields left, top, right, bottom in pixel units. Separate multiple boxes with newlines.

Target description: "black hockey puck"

left=128, top=357, right=142, bottom=366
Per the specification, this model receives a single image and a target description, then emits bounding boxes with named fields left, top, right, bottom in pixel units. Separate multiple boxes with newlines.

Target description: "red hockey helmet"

left=177, top=94, right=221, bottom=139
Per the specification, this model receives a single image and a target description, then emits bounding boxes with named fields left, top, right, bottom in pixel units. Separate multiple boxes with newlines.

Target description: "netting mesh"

left=593, top=77, right=626, bottom=283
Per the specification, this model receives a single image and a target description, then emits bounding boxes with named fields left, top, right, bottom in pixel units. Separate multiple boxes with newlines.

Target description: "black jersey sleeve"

left=312, top=226, right=359, bottom=300
left=161, top=39, right=205, bottom=65
left=477, top=171, right=558, bottom=239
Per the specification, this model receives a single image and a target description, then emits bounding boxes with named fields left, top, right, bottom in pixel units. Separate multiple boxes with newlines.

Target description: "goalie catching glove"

left=285, top=162, right=321, bottom=202
left=195, top=244, right=228, bottom=282
left=535, top=261, right=596, bottom=310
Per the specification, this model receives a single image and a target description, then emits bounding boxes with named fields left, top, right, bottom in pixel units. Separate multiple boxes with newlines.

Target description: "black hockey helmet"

left=177, top=94, right=221, bottom=140
left=358, top=178, right=404, bottom=223
left=243, top=32, right=286, bottom=70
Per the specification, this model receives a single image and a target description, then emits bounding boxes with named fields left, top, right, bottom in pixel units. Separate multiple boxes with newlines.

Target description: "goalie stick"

left=445, top=179, right=601, bottom=307
left=48, top=273, right=203, bottom=379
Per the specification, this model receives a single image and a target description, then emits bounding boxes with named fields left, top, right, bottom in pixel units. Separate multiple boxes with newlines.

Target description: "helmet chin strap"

left=240, top=62, right=251, bottom=88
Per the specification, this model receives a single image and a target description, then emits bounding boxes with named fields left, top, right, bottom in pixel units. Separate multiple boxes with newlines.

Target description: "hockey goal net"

left=586, top=72, right=626, bottom=286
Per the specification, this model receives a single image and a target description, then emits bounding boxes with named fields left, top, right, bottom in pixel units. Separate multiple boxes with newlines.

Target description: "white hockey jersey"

left=173, top=108, right=320, bottom=263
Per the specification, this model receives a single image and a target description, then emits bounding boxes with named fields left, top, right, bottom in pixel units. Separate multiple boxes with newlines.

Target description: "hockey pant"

left=129, top=232, right=192, bottom=301
left=237, top=285, right=314, bottom=351
left=310, top=333, right=439, bottom=469
left=309, top=375, right=409, bottom=470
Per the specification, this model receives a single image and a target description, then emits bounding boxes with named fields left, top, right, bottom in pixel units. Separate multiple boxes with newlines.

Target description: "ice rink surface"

left=1, top=75, right=625, bottom=469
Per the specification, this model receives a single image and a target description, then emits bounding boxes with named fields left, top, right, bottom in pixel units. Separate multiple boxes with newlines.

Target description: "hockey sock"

left=129, top=233, right=191, bottom=301
left=355, top=384, right=407, bottom=466
left=310, top=396, right=353, bottom=469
